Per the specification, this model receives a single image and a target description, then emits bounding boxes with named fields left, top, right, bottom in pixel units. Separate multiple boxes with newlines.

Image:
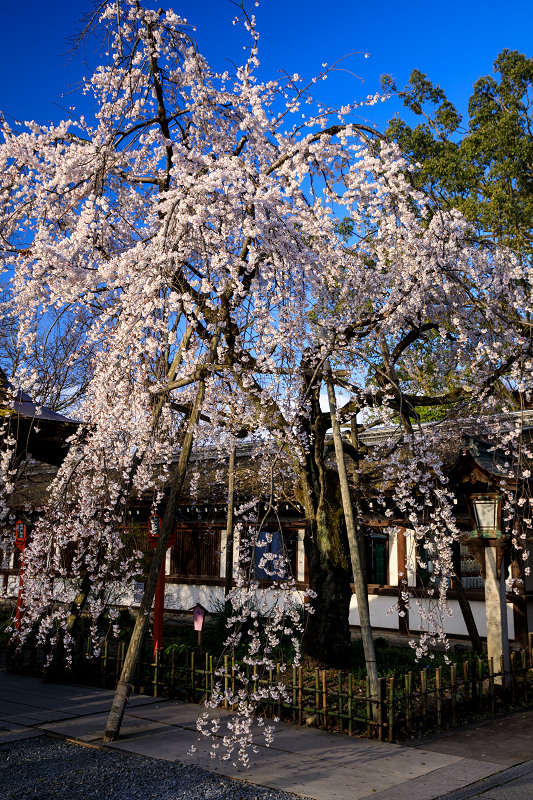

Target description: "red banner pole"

left=152, top=561, right=165, bottom=660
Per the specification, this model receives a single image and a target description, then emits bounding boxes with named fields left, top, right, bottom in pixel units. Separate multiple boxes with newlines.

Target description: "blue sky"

left=1, top=0, right=533, bottom=132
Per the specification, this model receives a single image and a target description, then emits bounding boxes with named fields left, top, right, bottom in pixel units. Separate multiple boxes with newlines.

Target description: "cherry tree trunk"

left=302, top=469, right=353, bottom=668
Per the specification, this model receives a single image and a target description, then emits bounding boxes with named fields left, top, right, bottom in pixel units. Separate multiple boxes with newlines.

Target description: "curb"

left=435, top=758, right=533, bottom=799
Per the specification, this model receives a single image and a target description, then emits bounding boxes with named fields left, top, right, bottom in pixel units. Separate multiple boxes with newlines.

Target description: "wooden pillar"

left=14, top=522, right=28, bottom=631
left=224, top=444, right=236, bottom=598
left=397, top=528, right=409, bottom=635
left=485, top=544, right=510, bottom=685
left=152, top=561, right=166, bottom=659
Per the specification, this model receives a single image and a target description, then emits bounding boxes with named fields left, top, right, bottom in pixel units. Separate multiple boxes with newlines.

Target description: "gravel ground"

left=1, top=735, right=302, bottom=800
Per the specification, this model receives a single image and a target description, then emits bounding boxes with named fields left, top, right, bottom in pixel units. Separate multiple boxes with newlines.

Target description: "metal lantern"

left=468, top=493, right=502, bottom=538
left=15, top=521, right=27, bottom=544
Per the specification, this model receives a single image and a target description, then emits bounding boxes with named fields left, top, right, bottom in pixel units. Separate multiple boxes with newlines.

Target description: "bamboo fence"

left=6, top=636, right=533, bottom=742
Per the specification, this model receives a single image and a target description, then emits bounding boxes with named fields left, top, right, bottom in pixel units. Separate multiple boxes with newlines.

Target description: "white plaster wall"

left=388, top=530, right=399, bottom=587
left=405, top=531, right=418, bottom=587
left=156, top=583, right=226, bottom=613
left=297, top=529, right=305, bottom=582
left=2, top=565, right=518, bottom=644
left=160, top=583, right=307, bottom=615
left=408, top=597, right=515, bottom=640
left=349, top=593, right=399, bottom=629
left=219, top=525, right=240, bottom=581
left=220, top=528, right=227, bottom=579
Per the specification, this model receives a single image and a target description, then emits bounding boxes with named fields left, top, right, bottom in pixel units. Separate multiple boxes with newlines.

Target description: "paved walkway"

left=1, top=670, right=533, bottom=800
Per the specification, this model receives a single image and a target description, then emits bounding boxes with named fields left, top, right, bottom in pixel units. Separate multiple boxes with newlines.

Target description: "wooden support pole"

left=224, top=443, right=236, bottom=599
left=152, top=561, right=166, bottom=659
left=324, top=365, right=379, bottom=708
left=103, top=374, right=209, bottom=743
left=396, top=528, right=409, bottom=636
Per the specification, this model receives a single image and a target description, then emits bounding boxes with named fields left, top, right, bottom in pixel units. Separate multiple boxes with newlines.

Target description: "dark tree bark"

left=301, top=468, right=353, bottom=667
left=295, top=362, right=354, bottom=668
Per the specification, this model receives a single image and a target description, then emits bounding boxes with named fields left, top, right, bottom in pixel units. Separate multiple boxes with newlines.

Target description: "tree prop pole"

left=324, top=364, right=380, bottom=708
left=224, top=442, right=236, bottom=600
left=103, top=377, right=207, bottom=742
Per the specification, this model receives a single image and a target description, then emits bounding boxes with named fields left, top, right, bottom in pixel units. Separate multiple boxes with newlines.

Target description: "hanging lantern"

left=468, top=494, right=502, bottom=538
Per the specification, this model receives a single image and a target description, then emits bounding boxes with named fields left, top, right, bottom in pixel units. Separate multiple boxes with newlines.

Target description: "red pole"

left=14, top=522, right=27, bottom=632
left=149, top=516, right=175, bottom=660
left=15, top=557, right=25, bottom=631
left=152, top=560, right=165, bottom=659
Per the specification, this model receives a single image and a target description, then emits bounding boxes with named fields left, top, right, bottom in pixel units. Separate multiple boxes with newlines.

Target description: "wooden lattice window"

left=170, top=525, right=221, bottom=577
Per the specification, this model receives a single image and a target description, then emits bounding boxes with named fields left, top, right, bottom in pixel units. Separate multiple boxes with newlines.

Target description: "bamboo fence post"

left=388, top=677, right=394, bottom=742
left=405, top=672, right=411, bottom=736
left=366, top=676, right=371, bottom=737
left=133, top=644, right=141, bottom=694
left=114, top=642, right=121, bottom=688
left=378, top=677, right=386, bottom=741
left=470, top=659, right=477, bottom=707
left=488, top=657, right=495, bottom=714
left=190, top=650, right=195, bottom=703
left=529, top=632, right=533, bottom=663
left=450, top=664, right=457, bottom=726
left=477, top=658, right=483, bottom=714
left=500, top=654, right=506, bottom=694
left=292, top=666, right=297, bottom=724
left=348, top=673, right=353, bottom=737
left=463, top=661, right=470, bottom=706
left=322, top=670, right=327, bottom=730
left=224, top=655, right=229, bottom=708
left=101, top=641, right=108, bottom=689
left=279, top=664, right=283, bottom=721
left=436, top=666, right=442, bottom=729
left=420, top=669, right=427, bottom=724
left=290, top=667, right=303, bottom=725
left=522, top=650, right=528, bottom=704
left=338, top=672, right=344, bottom=735
left=315, top=668, right=320, bottom=727
left=170, top=649, right=176, bottom=699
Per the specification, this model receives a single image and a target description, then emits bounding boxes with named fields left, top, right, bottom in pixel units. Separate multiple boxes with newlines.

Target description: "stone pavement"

left=1, top=670, right=533, bottom=800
